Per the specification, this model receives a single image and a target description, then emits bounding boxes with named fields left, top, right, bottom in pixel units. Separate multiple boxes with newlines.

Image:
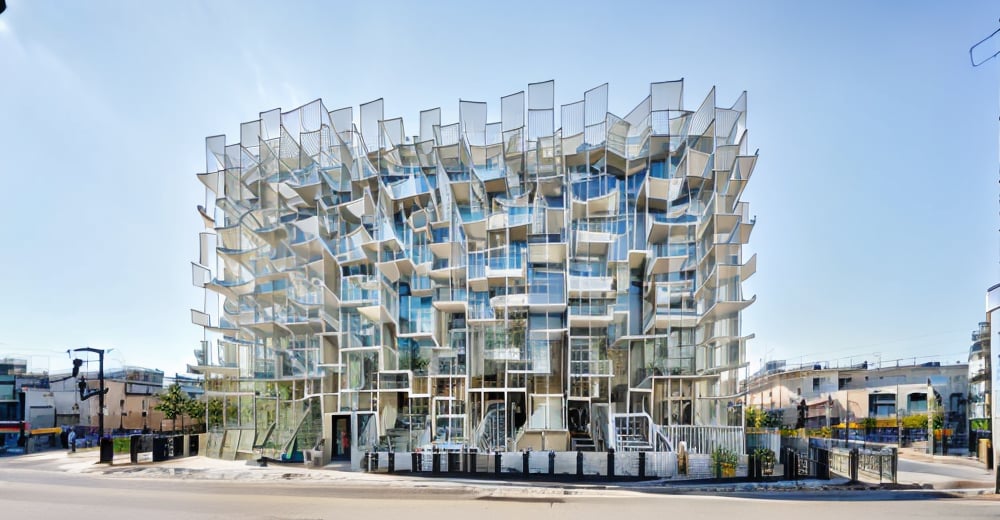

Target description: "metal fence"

left=784, top=440, right=897, bottom=484
left=361, top=450, right=698, bottom=480
left=662, top=425, right=746, bottom=455
left=746, top=428, right=780, bottom=454
left=858, top=448, right=896, bottom=484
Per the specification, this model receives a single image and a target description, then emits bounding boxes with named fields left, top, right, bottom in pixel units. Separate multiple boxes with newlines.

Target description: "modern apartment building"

left=191, top=80, right=757, bottom=463
left=969, top=321, right=990, bottom=433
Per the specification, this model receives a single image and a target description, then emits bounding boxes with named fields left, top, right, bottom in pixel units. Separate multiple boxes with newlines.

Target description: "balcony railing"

left=433, top=287, right=468, bottom=302
left=568, top=275, right=613, bottom=292
left=341, top=276, right=378, bottom=303
left=569, top=302, right=612, bottom=316
left=570, top=359, right=613, bottom=376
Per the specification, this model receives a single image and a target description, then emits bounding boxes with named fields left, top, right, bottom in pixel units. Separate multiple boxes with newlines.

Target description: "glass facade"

left=191, top=80, right=756, bottom=461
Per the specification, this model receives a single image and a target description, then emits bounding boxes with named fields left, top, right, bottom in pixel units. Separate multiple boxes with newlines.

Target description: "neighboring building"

left=969, top=321, right=991, bottom=438
left=172, top=373, right=205, bottom=400
left=191, top=80, right=757, bottom=463
left=746, top=359, right=968, bottom=438
left=0, top=358, right=27, bottom=424
left=0, top=359, right=56, bottom=451
left=0, top=358, right=28, bottom=449
left=51, top=366, right=169, bottom=433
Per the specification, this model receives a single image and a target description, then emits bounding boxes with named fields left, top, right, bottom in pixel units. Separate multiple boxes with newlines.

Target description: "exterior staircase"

left=474, top=403, right=507, bottom=452
left=612, top=413, right=654, bottom=452
left=570, top=431, right=596, bottom=451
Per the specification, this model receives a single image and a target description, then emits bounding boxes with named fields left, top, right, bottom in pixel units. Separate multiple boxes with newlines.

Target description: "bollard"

left=467, top=449, right=477, bottom=474
left=549, top=451, right=556, bottom=475
left=494, top=450, right=501, bottom=474
left=607, top=448, right=615, bottom=478
left=412, top=452, right=421, bottom=473
left=638, top=451, right=646, bottom=478
left=849, top=449, right=859, bottom=483
left=129, top=435, right=140, bottom=464
left=432, top=450, right=441, bottom=474
left=522, top=451, right=530, bottom=478
left=817, top=449, right=830, bottom=480
left=388, top=451, right=395, bottom=473
left=890, top=447, right=897, bottom=484
left=448, top=451, right=460, bottom=473
left=576, top=450, right=584, bottom=479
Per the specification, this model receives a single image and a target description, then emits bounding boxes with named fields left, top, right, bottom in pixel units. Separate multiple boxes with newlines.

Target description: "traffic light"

left=77, top=377, right=108, bottom=401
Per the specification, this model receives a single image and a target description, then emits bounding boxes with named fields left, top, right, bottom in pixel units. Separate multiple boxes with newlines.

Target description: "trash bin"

left=99, top=438, right=114, bottom=463
left=131, top=435, right=155, bottom=463
left=188, top=434, right=199, bottom=457
left=152, top=436, right=170, bottom=462
left=172, top=436, right=184, bottom=458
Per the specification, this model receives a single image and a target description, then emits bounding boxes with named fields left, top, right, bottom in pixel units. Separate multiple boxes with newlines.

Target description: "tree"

left=185, top=398, right=206, bottom=432
left=155, top=384, right=191, bottom=432
left=205, top=398, right=224, bottom=430
left=762, top=410, right=784, bottom=428
left=860, top=417, right=877, bottom=434
left=902, top=414, right=928, bottom=429
left=745, top=407, right=764, bottom=428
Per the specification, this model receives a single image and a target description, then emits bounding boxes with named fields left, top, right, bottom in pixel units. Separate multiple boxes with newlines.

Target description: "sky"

left=0, top=1, right=998, bottom=377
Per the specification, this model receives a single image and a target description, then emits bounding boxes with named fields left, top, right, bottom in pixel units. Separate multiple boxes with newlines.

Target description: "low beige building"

left=746, top=359, right=967, bottom=435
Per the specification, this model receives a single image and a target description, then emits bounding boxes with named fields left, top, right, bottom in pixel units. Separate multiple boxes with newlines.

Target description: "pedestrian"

left=67, top=429, right=77, bottom=453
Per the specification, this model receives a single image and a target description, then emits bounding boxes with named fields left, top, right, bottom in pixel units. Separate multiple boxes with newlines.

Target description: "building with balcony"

left=969, top=321, right=991, bottom=436
left=190, top=80, right=757, bottom=464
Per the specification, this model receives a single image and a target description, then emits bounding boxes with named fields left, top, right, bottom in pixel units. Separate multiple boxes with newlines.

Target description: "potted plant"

left=711, top=446, right=738, bottom=478
left=753, top=447, right=776, bottom=476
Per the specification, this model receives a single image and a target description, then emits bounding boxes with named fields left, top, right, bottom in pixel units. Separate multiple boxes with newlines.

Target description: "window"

left=812, top=378, right=820, bottom=391
left=869, top=393, right=896, bottom=417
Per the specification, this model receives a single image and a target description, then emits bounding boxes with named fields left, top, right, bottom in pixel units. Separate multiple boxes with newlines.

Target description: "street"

left=0, top=459, right=998, bottom=520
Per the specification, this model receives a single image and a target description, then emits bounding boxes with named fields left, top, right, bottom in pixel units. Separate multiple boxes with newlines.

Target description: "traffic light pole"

left=74, top=347, right=106, bottom=439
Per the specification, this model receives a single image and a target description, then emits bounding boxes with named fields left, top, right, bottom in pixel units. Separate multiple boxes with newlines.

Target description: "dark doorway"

left=331, top=415, right=351, bottom=460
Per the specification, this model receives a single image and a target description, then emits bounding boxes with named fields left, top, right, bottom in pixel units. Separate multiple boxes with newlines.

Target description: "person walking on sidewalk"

left=67, top=429, right=76, bottom=453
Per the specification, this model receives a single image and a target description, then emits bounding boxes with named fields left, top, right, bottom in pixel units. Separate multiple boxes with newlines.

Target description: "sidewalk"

left=4, top=448, right=996, bottom=497
left=898, top=448, right=987, bottom=468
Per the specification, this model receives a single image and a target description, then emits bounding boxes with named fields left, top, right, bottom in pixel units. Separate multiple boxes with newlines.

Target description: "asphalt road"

left=898, top=457, right=994, bottom=488
left=1, top=464, right=997, bottom=520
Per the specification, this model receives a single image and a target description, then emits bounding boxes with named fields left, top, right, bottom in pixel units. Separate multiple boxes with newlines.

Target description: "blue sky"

left=0, top=1, right=997, bottom=376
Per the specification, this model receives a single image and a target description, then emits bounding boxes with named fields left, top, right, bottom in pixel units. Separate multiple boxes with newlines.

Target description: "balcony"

left=568, top=301, right=613, bottom=327
left=570, top=359, right=613, bottom=377
left=490, top=292, right=528, bottom=310
left=432, top=287, right=468, bottom=313
left=568, top=274, right=613, bottom=295
left=378, top=371, right=411, bottom=391
left=341, top=276, right=378, bottom=304
left=648, top=243, right=695, bottom=275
